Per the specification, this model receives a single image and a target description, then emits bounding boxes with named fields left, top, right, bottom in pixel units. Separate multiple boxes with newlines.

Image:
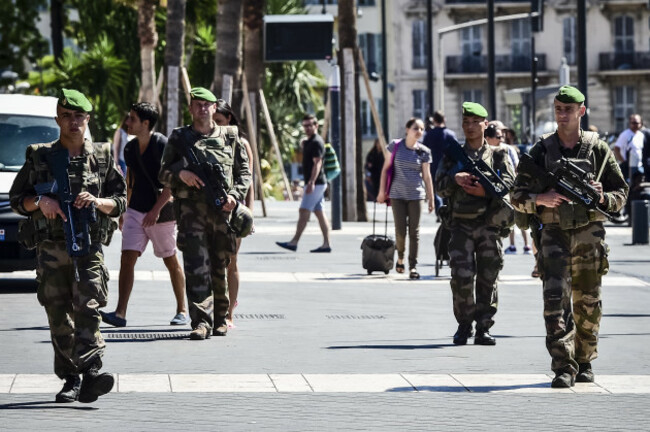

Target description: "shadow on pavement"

left=327, top=343, right=450, bottom=350
left=0, top=279, right=38, bottom=293
left=0, top=400, right=96, bottom=410
left=387, top=382, right=550, bottom=393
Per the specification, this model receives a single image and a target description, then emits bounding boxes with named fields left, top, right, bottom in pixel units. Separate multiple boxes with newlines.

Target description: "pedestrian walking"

left=159, top=87, right=252, bottom=340
left=276, top=114, right=332, bottom=253
left=422, top=110, right=457, bottom=215
left=365, top=138, right=384, bottom=201
left=9, top=88, right=127, bottom=403
left=435, top=102, right=515, bottom=346
left=213, top=99, right=255, bottom=329
left=100, top=102, right=188, bottom=328
left=614, top=114, right=644, bottom=182
left=376, top=117, right=434, bottom=280
left=112, top=114, right=129, bottom=176
left=511, top=85, right=628, bottom=388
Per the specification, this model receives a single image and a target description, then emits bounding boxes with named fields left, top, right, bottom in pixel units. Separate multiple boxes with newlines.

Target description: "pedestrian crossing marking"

left=2, top=373, right=650, bottom=394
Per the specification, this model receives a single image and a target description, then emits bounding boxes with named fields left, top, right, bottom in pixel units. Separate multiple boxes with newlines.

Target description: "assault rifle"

left=173, top=140, right=233, bottom=231
left=35, top=149, right=97, bottom=281
left=445, top=139, right=513, bottom=204
left=518, top=153, right=611, bottom=220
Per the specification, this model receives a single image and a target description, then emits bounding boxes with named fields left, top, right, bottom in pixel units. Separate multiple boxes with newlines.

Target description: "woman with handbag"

left=377, top=117, right=434, bottom=279
left=213, top=99, right=255, bottom=329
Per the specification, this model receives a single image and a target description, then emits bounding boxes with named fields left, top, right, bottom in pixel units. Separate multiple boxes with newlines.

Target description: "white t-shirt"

left=614, top=128, right=644, bottom=169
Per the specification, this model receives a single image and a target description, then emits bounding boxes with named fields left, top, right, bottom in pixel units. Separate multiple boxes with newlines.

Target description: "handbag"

left=132, top=138, right=175, bottom=224
left=384, top=139, right=401, bottom=205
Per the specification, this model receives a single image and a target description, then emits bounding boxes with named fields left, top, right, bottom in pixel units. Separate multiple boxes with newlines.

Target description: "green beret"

left=555, top=85, right=585, bottom=104
left=462, top=101, right=488, bottom=119
left=190, top=87, right=217, bottom=103
left=58, top=88, right=92, bottom=113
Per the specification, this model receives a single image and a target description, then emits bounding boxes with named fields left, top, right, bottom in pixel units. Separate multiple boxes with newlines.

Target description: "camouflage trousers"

left=539, top=222, right=608, bottom=375
left=176, top=200, right=236, bottom=331
left=36, top=240, right=108, bottom=379
left=448, top=220, right=503, bottom=330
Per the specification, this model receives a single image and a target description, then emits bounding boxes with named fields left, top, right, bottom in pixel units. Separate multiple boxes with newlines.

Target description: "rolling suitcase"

left=361, top=202, right=395, bottom=275
left=433, top=223, right=451, bottom=277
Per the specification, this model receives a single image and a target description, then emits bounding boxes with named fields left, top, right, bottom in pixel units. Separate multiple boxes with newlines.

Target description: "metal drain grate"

left=104, top=332, right=186, bottom=340
left=235, top=314, right=285, bottom=320
left=326, top=314, right=386, bottom=320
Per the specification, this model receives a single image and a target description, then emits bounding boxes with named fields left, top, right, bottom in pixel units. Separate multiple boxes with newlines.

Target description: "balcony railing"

left=599, top=52, right=650, bottom=71
left=446, top=54, right=546, bottom=74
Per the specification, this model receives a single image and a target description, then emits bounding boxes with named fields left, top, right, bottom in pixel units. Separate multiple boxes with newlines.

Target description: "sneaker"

left=576, top=363, right=594, bottom=383
left=100, top=311, right=126, bottom=328
left=189, top=323, right=211, bottom=340
left=55, top=374, right=81, bottom=403
left=523, top=246, right=532, bottom=254
left=551, top=372, right=575, bottom=388
left=170, top=313, right=189, bottom=326
left=78, top=365, right=114, bottom=403
left=504, top=245, right=517, bottom=254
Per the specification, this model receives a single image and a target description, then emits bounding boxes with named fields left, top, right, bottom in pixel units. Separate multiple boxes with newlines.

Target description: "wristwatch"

left=34, top=196, right=43, bottom=207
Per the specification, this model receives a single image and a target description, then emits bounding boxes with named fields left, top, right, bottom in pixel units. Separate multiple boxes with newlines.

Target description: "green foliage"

left=187, top=24, right=216, bottom=88
left=0, top=0, right=48, bottom=76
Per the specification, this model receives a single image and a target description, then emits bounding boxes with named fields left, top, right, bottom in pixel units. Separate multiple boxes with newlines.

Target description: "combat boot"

left=576, top=363, right=594, bottom=383
left=474, top=329, right=496, bottom=345
left=78, top=364, right=114, bottom=403
left=189, top=323, right=211, bottom=340
left=213, top=320, right=228, bottom=336
left=453, top=323, right=474, bottom=345
left=55, top=374, right=81, bottom=403
left=551, top=371, right=575, bottom=388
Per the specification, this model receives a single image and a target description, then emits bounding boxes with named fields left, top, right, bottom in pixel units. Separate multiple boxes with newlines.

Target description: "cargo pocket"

left=598, top=241, right=610, bottom=276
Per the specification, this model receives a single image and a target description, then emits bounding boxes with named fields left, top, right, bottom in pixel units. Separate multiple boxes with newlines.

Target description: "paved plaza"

left=1, top=201, right=650, bottom=431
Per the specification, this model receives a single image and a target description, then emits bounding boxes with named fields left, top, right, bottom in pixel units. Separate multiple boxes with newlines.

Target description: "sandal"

left=531, top=265, right=540, bottom=278
left=396, top=262, right=405, bottom=273
left=409, top=268, right=420, bottom=280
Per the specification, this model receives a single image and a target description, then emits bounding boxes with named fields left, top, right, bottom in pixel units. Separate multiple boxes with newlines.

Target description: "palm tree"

left=243, top=0, right=264, bottom=96
left=163, top=0, right=186, bottom=133
left=212, top=0, right=243, bottom=109
left=136, top=0, right=158, bottom=104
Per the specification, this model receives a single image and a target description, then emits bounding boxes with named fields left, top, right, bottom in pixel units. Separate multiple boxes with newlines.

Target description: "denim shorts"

left=300, top=183, right=327, bottom=212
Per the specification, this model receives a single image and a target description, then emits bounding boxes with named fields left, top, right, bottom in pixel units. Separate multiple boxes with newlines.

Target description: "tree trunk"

left=137, top=0, right=158, bottom=104
left=50, top=0, right=64, bottom=64
left=213, top=0, right=243, bottom=114
left=164, top=0, right=186, bottom=135
left=338, top=0, right=358, bottom=221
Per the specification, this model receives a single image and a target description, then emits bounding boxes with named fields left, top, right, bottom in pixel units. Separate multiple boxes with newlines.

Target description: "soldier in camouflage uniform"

left=159, top=87, right=251, bottom=340
left=510, top=86, right=628, bottom=388
left=435, top=102, right=515, bottom=346
left=9, top=89, right=126, bottom=403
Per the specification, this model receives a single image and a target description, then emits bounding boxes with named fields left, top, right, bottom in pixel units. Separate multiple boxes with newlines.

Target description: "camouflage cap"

left=555, top=85, right=585, bottom=104
left=190, top=87, right=217, bottom=103
left=462, top=101, right=488, bottom=119
left=58, top=88, right=93, bottom=113
left=230, top=203, right=254, bottom=238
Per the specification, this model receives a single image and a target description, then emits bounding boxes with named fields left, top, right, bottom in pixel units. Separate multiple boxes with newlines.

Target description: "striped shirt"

left=387, top=139, right=432, bottom=201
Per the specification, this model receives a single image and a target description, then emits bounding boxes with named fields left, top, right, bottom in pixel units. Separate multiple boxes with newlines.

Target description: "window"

left=359, top=33, right=382, bottom=74
left=563, top=16, right=576, bottom=65
left=511, top=19, right=530, bottom=58
left=614, top=86, right=636, bottom=132
left=358, top=0, right=375, bottom=5
left=361, top=99, right=383, bottom=138
left=461, top=26, right=482, bottom=72
left=614, top=15, right=634, bottom=54
left=462, top=89, right=483, bottom=107
left=412, top=20, right=426, bottom=69
left=413, top=90, right=428, bottom=120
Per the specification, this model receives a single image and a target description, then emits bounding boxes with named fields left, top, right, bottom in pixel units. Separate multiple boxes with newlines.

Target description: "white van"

left=0, top=94, right=61, bottom=271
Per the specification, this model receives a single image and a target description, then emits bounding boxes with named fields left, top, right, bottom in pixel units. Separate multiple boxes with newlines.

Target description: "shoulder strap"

left=577, top=131, right=598, bottom=160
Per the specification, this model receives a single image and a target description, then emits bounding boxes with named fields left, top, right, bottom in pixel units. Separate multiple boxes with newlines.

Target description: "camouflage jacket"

left=159, top=124, right=251, bottom=203
left=435, top=140, right=515, bottom=219
left=9, top=139, right=127, bottom=237
left=510, top=131, right=628, bottom=220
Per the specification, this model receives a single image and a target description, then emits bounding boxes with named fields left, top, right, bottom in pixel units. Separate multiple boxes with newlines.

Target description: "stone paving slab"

left=3, top=373, right=650, bottom=394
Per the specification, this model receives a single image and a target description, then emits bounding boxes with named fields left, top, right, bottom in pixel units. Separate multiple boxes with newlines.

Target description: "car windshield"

left=0, top=114, right=59, bottom=172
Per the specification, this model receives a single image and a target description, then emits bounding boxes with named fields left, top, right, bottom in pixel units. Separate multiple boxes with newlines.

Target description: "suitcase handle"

left=372, top=201, right=389, bottom=238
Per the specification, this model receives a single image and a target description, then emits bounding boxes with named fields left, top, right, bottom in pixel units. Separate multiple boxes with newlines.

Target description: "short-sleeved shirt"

left=615, top=128, right=644, bottom=169
left=422, top=126, right=457, bottom=177
left=302, top=134, right=327, bottom=185
left=124, top=132, right=167, bottom=213
left=387, top=139, right=432, bottom=201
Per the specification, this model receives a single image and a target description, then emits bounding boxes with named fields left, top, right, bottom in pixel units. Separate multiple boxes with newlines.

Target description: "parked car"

left=0, top=94, right=61, bottom=271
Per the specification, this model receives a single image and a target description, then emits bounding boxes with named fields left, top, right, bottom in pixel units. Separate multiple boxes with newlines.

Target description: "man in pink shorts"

left=100, top=102, right=188, bottom=327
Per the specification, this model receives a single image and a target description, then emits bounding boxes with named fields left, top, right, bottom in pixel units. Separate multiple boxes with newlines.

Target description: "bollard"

left=632, top=200, right=649, bottom=244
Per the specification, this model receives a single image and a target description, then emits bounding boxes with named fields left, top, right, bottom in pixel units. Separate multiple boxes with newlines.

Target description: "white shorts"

left=121, top=208, right=178, bottom=258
